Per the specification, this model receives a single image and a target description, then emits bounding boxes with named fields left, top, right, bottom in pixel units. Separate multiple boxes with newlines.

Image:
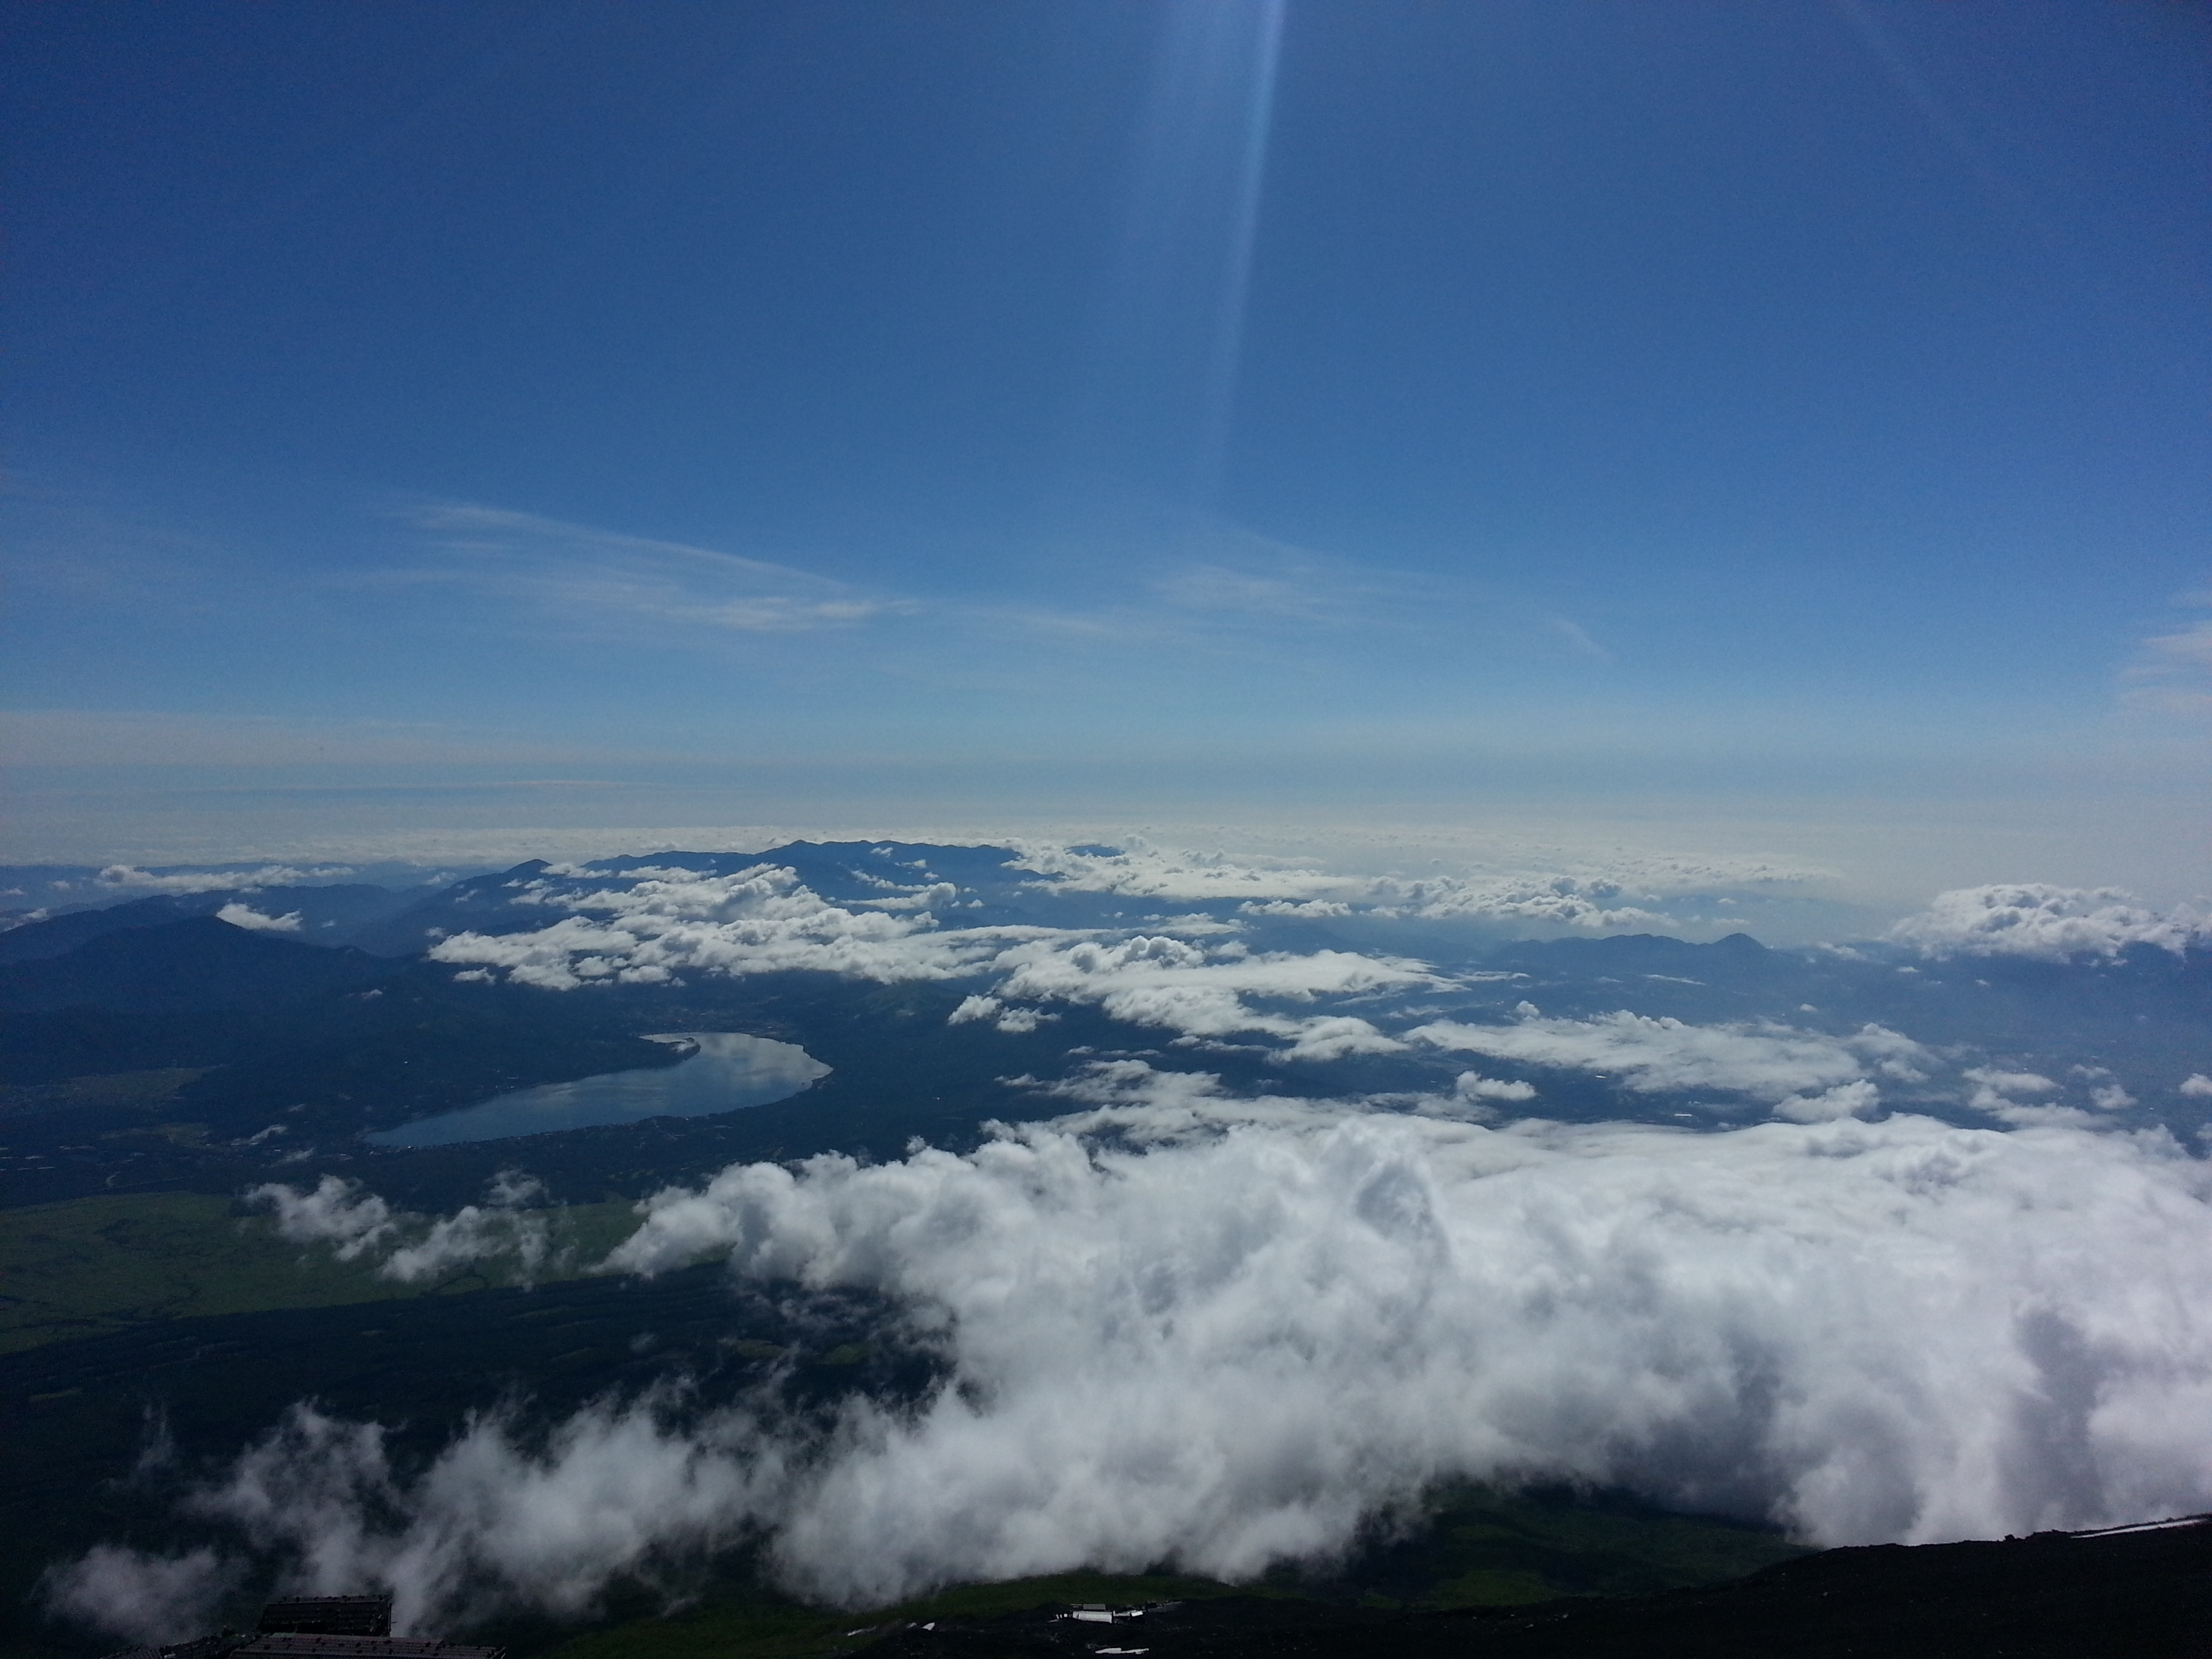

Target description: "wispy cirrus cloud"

left=388, top=504, right=911, bottom=637
left=2120, top=595, right=2212, bottom=716
left=985, top=548, right=1420, bottom=649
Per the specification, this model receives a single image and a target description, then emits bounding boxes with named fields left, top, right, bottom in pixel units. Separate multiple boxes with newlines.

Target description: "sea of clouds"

left=39, top=851, right=2212, bottom=1641
left=415, top=855, right=2209, bottom=1118
left=49, top=1074, right=2212, bottom=1639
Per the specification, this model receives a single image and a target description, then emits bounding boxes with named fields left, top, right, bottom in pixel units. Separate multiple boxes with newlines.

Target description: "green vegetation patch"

left=0, top=1067, right=209, bottom=1113
left=539, top=1573, right=1261, bottom=1659
left=0, top=1190, right=647, bottom=1355
left=529, top=1490, right=1803, bottom=1659
left=1330, top=1483, right=1809, bottom=1608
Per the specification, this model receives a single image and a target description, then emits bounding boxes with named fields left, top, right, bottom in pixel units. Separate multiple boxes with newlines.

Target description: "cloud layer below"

left=58, top=1090, right=2212, bottom=1636
left=1887, top=884, right=2211, bottom=962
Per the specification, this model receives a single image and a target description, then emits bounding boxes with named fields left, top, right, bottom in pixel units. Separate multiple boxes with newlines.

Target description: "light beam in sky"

left=1067, top=0, right=1287, bottom=538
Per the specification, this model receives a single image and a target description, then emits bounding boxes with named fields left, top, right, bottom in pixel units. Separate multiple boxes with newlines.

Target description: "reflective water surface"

left=366, top=1031, right=830, bottom=1147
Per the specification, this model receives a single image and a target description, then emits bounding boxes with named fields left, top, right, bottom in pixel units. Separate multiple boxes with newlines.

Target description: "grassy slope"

left=528, top=1491, right=1806, bottom=1659
left=0, top=1190, right=645, bottom=1355
left=534, top=1575, right=1273, bottom=1659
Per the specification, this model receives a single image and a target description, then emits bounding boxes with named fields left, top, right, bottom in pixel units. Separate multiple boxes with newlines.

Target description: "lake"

left=365, top=1031, right=831, bottom=1148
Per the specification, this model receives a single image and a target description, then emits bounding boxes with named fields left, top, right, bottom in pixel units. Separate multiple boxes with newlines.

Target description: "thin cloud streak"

left=387, top=504, right=910, bottom=636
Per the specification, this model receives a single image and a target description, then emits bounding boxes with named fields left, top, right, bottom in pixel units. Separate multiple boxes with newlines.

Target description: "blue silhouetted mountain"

left=1486, top=930, right=1776, bottom=981
left=345, top=861, right=555, bottom=955
left=0, top=916, right=394, bottom=1013
left=0, top=884, right=412, bottom=964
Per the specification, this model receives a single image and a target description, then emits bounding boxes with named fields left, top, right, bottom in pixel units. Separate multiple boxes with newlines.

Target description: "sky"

left=5, top=1, right=2210, bottom=905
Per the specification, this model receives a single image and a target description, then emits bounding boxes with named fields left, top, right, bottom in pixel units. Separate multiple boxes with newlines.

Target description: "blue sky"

left=5, top=1, right=2209, bottom=900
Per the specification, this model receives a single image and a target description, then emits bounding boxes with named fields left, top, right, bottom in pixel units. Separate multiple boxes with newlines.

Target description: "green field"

left=533, top=1573, right=1273, bottom=1659
left=0, top=1189, right=646, bottom=1354
left=518, top=1488, right=1807, bottom=1659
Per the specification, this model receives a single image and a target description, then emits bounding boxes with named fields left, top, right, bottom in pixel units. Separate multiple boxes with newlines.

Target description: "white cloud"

left=988, top=934, right=1435, bottom=1056
left=1769, top=1080, right=1883, bottom=1124
left=1381, top=853, right=1830, bottom=931
left=1153, top=562, right=1335, bottom=621
left=377, top=1181, right=554, bottom=1286
left=1239, top=898, right=1353, bottom=918
left=247, top=1176, right=400, bottom=1262
left=1454, top=1071, right=1538, bottom=1105
left=41, top=1546, right=243, bottom=1646
left=2142, top=619, right=2212, bottom=670
left=245, top=1174, right=554, bottom=1284
left=1406, top=1010, right=1926, bottom=1115
left=1963, top=1067, right=2057, bottom=1105
left=1013, top=843, right=1369, bottom=905
left=216, top=903, right=303, bottom=932
left=1547, top=616, right=1614, bottom=664
left=397, top=504, right=906, bottom=636
left=176, top=1399, right=771, bottom=1635
left=1888, top=884, right=2210, bottom=962
left=426, top=864, right=1429, bottom=1059
left=1393, top=874, right=1666, bottom=930
left=83, top=1094, right=2212, bottom=1631
left=417, top=856, right=1914, bottom=1077
left=2182, top=1075, right=2212, bottom=1098
left=2122, top=607, right=2212, bottom=716
left=1012, top=840, right=1831, bottom=935
left=1958, top=1067, right=2097, bottom=1128
left=427, top=864, right=1052, bottom=991
left=603, top=1104, right=2212, bottom=1585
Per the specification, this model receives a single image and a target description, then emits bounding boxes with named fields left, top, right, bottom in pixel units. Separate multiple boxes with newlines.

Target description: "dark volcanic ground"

left=859, top=1519, right=2212, bottom=1659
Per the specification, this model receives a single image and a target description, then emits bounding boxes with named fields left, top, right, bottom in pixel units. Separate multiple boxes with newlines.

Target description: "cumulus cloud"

left=42, top=1546, right=244, bottom=1646
left=1888, top=884, right=2211, bottom=962
left=248, top=1176, right=401, bottom=1262
left=1406, top=1010, right=1926, bottom=1118
left=987, top=935, right=1436, bottom=1057
left=427, top=864, right=1049, bottom=991
left=1376, top=850, right=1830, bottom=932
left=245, top=1174, right=555, bottom=1284
left=1391, top=875, right=1667, bottom=930
left=412, top=844, right=1872, bottom=1078
left=1015, top=843, right=1368, bottom=905
left=216, top=903, right=304, bottom=933
left=2182, top=1075, right=2212, bottom=1098
left=579, top=1104, right=2212, bottom=1582
left=61, top=1399, right=781, bottom=1641
left=79, top=1093, right=2212, bottom=1629
left=945, top=994, right=1057, bottom=1036
left=1015, top=842, right=1821, bottom=930
left=1454, top=1071, right=1538, bottom=1105
left=1957, top=1067, right=2097, bottom=1129
left=1012, top=840, right=1836, bottom=936
left=428, top=864, right=1429, bottom=1059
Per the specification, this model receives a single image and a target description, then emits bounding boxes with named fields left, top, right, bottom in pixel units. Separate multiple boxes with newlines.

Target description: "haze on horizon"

left=5, top=1, right=2209, bottom=910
